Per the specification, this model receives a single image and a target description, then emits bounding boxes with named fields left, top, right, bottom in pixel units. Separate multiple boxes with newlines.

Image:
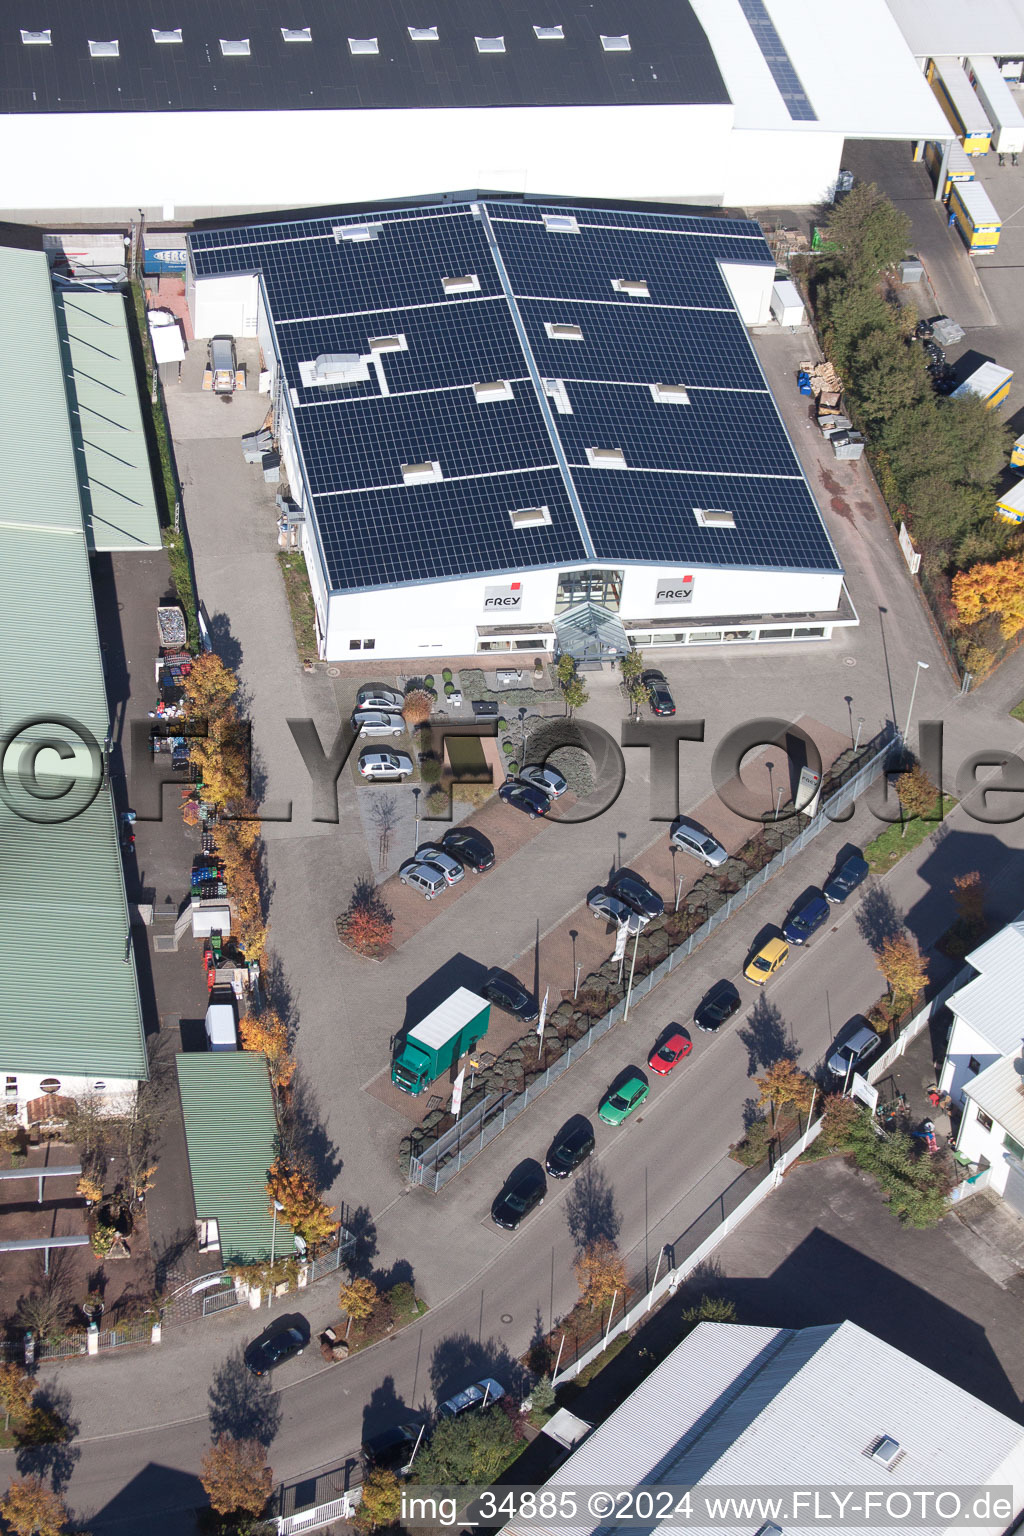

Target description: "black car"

left=482, top=970, right=539, bottom=1023
left=642, top=669, right=676, bottom=717
left=609, top=869, right=664, bottom=919
left=498, top=781, right=549, bottom=818
left=545, top=1119, right=595, bottom=1178
left=441, top=826, right=495, bottom=872
left=782, top=893, right=830, bottom=946
left=244, top=1315, right=311, bottom=1376
left=491, top=1166, right=546, bottom=1230
left=362, top=1422, right=424, bottom=1473
left=694, top=980, right=741, bottom=1034
left=823, top=854, right=869, bottom=904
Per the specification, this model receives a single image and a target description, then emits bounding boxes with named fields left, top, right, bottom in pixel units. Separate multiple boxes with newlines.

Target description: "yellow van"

left=744, top=937, right=789, bottom=986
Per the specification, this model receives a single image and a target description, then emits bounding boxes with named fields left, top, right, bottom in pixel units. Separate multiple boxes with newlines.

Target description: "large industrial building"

left=188, top=197, right=853, bottom=662
left=2, top=0, right=950, bottom=219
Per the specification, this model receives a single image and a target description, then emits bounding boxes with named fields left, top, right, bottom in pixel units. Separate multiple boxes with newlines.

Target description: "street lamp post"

left=775, top=786, right=784, bottom=820
left=765, top=760, right=775, bottom=823
left=270, top=1199, right=285, bottom=1265
left=675, top=874, right=685, bottom=913
left=569, top=929, right=578, bottom=996
left=903, top=661, right=929, bottom=744
left=854, top=716, right=865, bottom=753
left=623, top=922, right=643, bottom=1021
left=518, top=707, right=528, bottom=766
left=411, top=785, right=421, bottom=852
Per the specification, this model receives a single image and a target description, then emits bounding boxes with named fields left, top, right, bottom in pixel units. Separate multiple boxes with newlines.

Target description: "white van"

left=205, top=997, right=238, bottom=1051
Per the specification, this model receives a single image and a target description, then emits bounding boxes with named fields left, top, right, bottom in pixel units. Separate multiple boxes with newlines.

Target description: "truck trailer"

left=953, top=361, right=1013, bottom=409
left=948, top=180, right=1002, bottom=253
left=968, top=55, right=1024, bottom=155
left=927, top=57, right=993, bottom=154
left=391, top=989, right=490, bottom=1096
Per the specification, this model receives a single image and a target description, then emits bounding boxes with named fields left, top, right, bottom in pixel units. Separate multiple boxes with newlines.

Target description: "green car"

left=598, top=1073, right=650, bottom=1126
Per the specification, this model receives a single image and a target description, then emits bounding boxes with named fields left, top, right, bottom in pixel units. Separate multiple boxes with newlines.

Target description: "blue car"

left=823, top=855, right=869, bottom=904
left=782, top=894, right=830, bottom=946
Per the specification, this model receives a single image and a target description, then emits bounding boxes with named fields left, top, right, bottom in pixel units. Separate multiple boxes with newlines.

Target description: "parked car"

left=491, top=1165, right=546, bottom=1230
left=599, top=1072, right=650, bottom=1126
left=361, top=1422, right=424, bottom=1474
left=743, top=937, right=789, bottom=985
left=518, top=764, right=568, bottom=799
left=670, top=817, right=727, bottom=867
left=351, top=709, right=405, bottom=738
left=823, top=854, right=869, bottom=903
left=482, top=970, right=539, bottom=1023
left=642, top=669, right=676, bottom=717
left=648, top=1027, right=692, bottom=1076
left=588, top=889, right=644, bottom=931
left=438, top=1378, right=505, bottom=1420
left=358, top=750, right=413, bottom=781
left=782, top=893, right=830, bottom=946
left=498, top=781, right=550, bottom=818
left=244, top=1316, right=310, bottom=1377
left=827, top=1021, right=881, bottom=1078
left=441, top=826, right=495, bottom=872
left=609, top=869, right=664, bottom=919
left=356, top=685, right=404, bottom=712
left=399, top=861, right=448, bottom=900
left=694, top=980, right=741, bottom=1033
left=545, top=1119, right=595, bottom=1178
left=409, top=844, right=464, bottom=886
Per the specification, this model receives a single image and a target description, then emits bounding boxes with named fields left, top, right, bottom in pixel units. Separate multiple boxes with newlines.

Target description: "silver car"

left=358, top=750, right=413, bottom=781
left=355, top=686, right=404, bottom=712
left=588, top=889, right=645, bottom=931
left=670, top=817, right=727, bottom=867
left=410, top=845, right=464, bottom=886
left=399, top=861, right=448, bottom=899
left=519, top=764, right=568, bottom=799
left=827, top=1023, right=880, bottom=1077
left=352, top=709, right=405, bottom=738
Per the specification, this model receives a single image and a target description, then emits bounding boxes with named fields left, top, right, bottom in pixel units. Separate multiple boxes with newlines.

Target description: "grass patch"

left=864, top=796, right=957, bottom=873
left=458, top=666, right=561, bottom=706
left=162, top=528, right=200, bottom=651
left=1011, top=699, right=1024, bottom=723
left=573, top=1331, right=631, bottom=1388
left=277, top=551, right=318, bottom=659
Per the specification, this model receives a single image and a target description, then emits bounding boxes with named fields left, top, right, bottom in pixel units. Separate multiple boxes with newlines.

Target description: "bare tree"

left=371, top=793, right=399, bottom=869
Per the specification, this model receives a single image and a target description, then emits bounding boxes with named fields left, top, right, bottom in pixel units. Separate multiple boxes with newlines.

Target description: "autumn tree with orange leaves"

left=876, top=931, right=929, bottom=1008
left=199, top=1435, right=273, bottom=1519
left=0, top=1478, right=70, bottom=1536
left=239, top=1008, right=295, bottom=1089
left=952, top=558, right=1024, bottom=640
left=573, top=1238, right=626, bottom=1311
left=267, top=1159, right=339, bottom=1253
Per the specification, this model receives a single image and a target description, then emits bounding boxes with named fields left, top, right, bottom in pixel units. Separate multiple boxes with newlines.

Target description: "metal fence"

left=411, top=731, right=896, bottom=1191
left=202, top=1286, right=241, bottom=1316
left=95, top=1321, right=153, bottom=1350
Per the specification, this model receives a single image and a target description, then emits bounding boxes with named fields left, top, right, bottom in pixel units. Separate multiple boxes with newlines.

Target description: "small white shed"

left=770, top=279, right=806, bottom=327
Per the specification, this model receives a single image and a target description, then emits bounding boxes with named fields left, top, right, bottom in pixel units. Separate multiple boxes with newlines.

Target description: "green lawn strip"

left=277, top=551, right=318, bottom=658
left=864, top=796, right=957, bottom=874
left=1011, top=700, right=1024, bottom=723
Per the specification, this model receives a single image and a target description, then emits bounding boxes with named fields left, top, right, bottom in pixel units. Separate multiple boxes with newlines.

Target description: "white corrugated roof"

left=886, top=0, right=1024, bottom=58
left=407, top=987, right=488, bottom=1050
left=946, top=919, right=1024, bottom=1056
left=505, top=1322, right=1024, bottom=1536
left=964, top=1055, right=1024, bottom=1142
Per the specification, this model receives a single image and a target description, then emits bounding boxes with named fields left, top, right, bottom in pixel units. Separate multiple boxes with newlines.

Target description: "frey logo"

left=483, top=581, right=523, bottom=611
left=655, top=574, right=694, bottom=605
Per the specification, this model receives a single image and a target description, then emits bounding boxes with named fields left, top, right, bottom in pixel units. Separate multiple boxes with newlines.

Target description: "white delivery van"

left=205, top=995, right=238, bottom=1051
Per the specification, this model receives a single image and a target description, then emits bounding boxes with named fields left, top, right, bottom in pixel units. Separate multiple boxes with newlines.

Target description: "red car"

left=647, top=1028, right=692, bottom=1076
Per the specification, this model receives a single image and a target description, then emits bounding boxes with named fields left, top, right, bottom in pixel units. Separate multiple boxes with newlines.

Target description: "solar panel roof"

left=190, top=198, right=841, bottom=593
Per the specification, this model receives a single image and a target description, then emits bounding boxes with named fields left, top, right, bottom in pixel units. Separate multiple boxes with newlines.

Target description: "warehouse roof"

left=885, top=0, right=1024, bottom=58
left=176, top=1052, right=286, bottom=1265
left=0, top=243, right=146, bottom=1082
left=505, top=1321, right=1024, bottom=1536
left=55, top=291, right=162, bottom=551
left=190, top=198, right=842, bottom=593
left=0, top=0, right=727, bottom=114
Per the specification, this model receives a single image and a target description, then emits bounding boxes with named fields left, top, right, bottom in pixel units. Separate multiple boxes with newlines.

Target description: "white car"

left=407, top=846, right=464, bottom=886
left=399, top=861, right=448, bottom=899
left=518, top=764, right=568, bottom=799
left=588, top=889, right=646, bottom=932
left=358, top=750, right=413, bottom=781
left=670, top=817, right=727, bottom=867
left=352, top=709, right=405, bottom=738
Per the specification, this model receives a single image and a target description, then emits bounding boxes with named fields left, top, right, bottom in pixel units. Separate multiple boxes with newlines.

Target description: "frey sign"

left=483, top=581, right=523, bottom=612
left=655, top=574, right=694, bottom=605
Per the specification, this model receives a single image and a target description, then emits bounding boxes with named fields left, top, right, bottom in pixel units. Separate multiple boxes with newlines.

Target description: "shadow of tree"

left=737, top=993, right=795, bottom=1077
left=563, top=1163, right=621, bottom=1251
left=371, top=1257, right=414, bottom=1293
left=526, top=1308, right=552, bottom=1376
left=208, top=1348, right=283, bottom=1448
left=856, top=885, right=903, bottom=953
left=153, top=1223, right=199, bottom=1292
left=344, top=1205, right=378, bottom=1279
left=15, top=1381, right=80, bottom=1493
left=741, top=1096, right=764, bottom=1131
left=428, top=1332, right=527, bottom=1406
left=278, top=1069, right=343, bottom=1192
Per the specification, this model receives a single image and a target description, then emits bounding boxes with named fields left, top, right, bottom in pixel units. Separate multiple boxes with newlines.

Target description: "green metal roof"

left=176, top=1053, right=288, bottom=1265
left=0, top=245, right=146, bottom=1082
left=56, top=291, right=162, bottom=552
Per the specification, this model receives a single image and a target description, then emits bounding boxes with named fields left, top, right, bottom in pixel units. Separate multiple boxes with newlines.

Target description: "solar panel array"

left=190, top=199, right=841, bottom=592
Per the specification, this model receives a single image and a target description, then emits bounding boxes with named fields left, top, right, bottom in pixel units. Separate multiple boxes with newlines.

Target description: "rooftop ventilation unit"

left=612, top=278, right=650, bottom=297
left=281, top=27, right=312, bottom=41
left=587, top=446, right=627, bottom=469
left=402, top=461, right=443, bottom=485
left=543, top=213, right=579, bottom=232
left=545, top=322, right=583, bottom=340
left=305, top=354, right=371, bottom=387
left=21, top=28, right=51, bottom=42
left=152, top=28, right=182, bottom=42
left=334, top=223, right=383, bottom=242
left=534, top=25, right=565, bottom=39
left=442, top=274, right=481, bottom=294
left=219, top=38, right=250, bottom=54
left=369, top=334, right=408, bottom=353
left=510, top=506, right=552, bottom=528
left=868, top=1436, right=903, bottom=1470
left=408, top=26, right=439, bottom=40
left=89, top=38, right=119, bottom=55
left=473, top=380, right=514, bottom=403
left=476, top=35, right=505, bottom=52
left=651, top=383, right=690, bottom=404
left=601, top=33, right=630, bottom=49
left=349, top=36, right=379, bottom=53
left=693, top=507, right=736, bottom=528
